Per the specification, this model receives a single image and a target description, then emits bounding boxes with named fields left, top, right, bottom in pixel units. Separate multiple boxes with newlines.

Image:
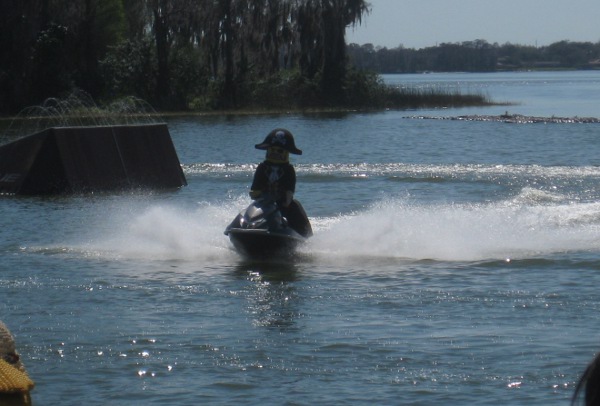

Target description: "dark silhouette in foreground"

left=572, top=352, right=600, bottom=406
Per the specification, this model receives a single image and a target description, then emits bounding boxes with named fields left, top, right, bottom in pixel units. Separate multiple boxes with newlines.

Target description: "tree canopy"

left=0, top=0, right=371, bottom=114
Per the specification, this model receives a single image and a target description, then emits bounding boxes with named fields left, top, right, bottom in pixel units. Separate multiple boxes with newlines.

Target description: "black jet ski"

left=224, top=196, right=312, bottom=258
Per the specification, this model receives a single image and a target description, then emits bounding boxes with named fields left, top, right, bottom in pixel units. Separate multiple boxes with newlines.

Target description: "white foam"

left=75, top=198, right=242, bottom=262
left=71, top=193, right=600, bottom=263
left=307, top=198, right=600, bottom=262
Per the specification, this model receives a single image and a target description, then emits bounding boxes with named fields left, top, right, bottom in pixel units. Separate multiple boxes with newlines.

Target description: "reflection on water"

left=234, top=261, right=301, bottom=330
left=234, top=260, right=300, bottom=281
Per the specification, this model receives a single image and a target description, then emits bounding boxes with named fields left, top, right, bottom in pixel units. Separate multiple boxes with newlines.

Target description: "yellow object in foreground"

left=0, top=359, right=34, bottom=393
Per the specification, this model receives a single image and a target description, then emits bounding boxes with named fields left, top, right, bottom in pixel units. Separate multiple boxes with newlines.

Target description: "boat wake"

left=61, top=190, right=600, bottom=264
left=306, top=197, right=600, bottom=262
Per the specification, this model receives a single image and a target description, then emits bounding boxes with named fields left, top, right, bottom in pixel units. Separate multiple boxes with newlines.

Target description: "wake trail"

left=65, top=193, right=600, bottom=263
left=306, top=198, right=600, bottom=262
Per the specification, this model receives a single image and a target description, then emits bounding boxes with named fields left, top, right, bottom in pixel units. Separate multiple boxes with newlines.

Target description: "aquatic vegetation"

left=382, top=84, right=493, bottom=109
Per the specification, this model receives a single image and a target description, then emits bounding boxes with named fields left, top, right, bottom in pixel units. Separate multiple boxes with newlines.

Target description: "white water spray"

left=307, top=196, right=600, bottom=262
left=74, top=190, right=600, bottom=263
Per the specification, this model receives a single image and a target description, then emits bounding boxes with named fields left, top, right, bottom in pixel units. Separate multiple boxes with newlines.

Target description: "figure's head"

left=255, top=129, right=302, bottom=163
left=0, top=321, right=34, bottom=397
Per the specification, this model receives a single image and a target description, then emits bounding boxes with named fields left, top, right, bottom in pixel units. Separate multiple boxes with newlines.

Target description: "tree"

left=294, top=0, right=323, bottom=80
left=122, top=0, right=148, bottom=39
left=100, top=37, right=157, bottom=101
left=148, top=0, right=173, bottom=107
left=0, top=0, right=46, bottom=112
left=320, top=0, right=370, bottom=103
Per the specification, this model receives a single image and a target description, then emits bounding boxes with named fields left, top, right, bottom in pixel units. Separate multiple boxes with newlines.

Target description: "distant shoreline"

left=348, top=40, right=600, bottom=75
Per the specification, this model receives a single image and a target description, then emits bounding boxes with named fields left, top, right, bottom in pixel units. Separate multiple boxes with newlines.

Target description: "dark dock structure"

left=0, top=124, right=187, bottom=195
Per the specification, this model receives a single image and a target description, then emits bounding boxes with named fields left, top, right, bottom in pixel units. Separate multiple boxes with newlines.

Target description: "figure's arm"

left=249, top=164, right=265, bottom=199
left=281, top=165, right=296, bottom=207
left=280, top=191, right=293, bottom=207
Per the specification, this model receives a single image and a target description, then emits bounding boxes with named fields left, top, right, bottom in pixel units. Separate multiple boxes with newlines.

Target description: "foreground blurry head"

left=573, top=352, right=600, bottom=406
left=0, top=321, right=34, bottom=405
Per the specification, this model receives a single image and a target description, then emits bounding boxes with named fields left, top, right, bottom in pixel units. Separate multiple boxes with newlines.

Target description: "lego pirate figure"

left=250, top=128, right=312, bottom=238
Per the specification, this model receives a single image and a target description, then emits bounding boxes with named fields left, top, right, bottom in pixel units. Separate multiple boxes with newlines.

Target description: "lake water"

left=2, top=71, right=600, bottom=405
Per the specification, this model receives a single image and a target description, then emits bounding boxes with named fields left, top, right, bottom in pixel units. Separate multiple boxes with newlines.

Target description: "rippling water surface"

left=2, top=71, right=600, bottom=405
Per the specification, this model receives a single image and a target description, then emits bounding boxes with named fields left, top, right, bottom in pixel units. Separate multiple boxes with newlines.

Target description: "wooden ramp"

left=0, top=124, right=187, bottom=195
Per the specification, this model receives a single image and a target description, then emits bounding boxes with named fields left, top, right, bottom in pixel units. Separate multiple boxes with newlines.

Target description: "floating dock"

left=0, top=124, right=187, bottom=195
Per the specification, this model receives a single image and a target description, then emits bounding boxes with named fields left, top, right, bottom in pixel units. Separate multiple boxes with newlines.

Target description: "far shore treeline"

left=1, top=1, right=595, bottom=116
left=348, top=40, right=600, bottom=73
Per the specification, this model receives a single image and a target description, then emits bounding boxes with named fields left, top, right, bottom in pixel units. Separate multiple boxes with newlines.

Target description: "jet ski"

left=224, top=196, right=312, bottom=258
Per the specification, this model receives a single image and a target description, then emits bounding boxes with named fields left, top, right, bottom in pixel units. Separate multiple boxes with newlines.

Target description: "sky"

left=345, top=0, right=600, bottom=49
